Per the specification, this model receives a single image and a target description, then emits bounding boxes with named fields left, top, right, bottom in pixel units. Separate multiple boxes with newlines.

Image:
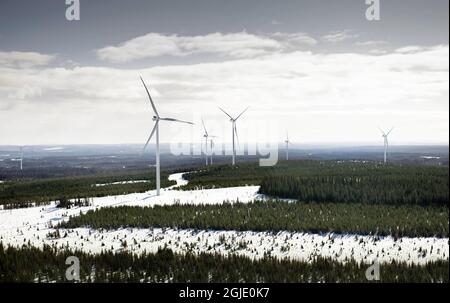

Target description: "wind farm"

left=0, top=0, right=448, bottom=287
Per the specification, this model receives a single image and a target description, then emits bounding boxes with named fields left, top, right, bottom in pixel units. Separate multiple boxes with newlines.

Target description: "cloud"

left=96, top=31, right=317, bottom=63
left=355, top=40, right=388, bottom=47
left=0, top=44, right=448, bottom=144
left=271, top=32, right=318, bottom=47
left=97, top=32, right=279, bottom=62
left=0, top=51, right=54, bottom=68
left=394, top=45, right=437, bottom=54
left=369, top=49, right=389, bottom=55
left=321, top=30, right=358, bottom=43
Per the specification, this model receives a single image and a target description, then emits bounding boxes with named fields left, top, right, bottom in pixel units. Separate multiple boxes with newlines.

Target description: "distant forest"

left=0, top=244, right=447, bottom=283
left=1, top=160, right=448, bottom=209
left=0, top=170, right=175, bottom=208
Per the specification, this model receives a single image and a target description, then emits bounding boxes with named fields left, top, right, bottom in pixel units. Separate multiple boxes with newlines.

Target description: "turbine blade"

left=219, top=107, right=234, bottom=120
left=201, top=118, right=208, bottom=136
left=160, top=117, right=194, bottom=125
left=140, top=76, right=159, bottom=117
left=142, top=123, right=158, bottom=153
left=386, top=127, right=394, bottom=136
left=235, top=107, right=249, bottom=121
left=378, top=127, right=385, bottom=135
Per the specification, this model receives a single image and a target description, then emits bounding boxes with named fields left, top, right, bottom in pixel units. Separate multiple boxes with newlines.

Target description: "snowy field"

left=0, top=172, right=448, bottom=265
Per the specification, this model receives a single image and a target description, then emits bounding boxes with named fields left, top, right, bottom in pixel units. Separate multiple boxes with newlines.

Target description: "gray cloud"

left=321, top=30, right=359, bottom=43
left=0, top=51, right=55, bottom=68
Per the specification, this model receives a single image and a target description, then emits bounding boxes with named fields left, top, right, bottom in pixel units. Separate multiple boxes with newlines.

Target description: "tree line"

left=180, top=161, right=448, bottom=208
left=60, top=201, right=449, bottom=237
left=0, top=244, right=447, bottom=283
left=259, top=173, right=448, bottom=206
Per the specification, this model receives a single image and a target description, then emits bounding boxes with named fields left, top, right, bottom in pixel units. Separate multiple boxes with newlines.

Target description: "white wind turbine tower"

left=19, top=146, right=23, bottom=170
left=140, top=76, right=194, bottom=196
left=219, top=107, right=249, bottom=166
left=201, top=118, right=217, bottom=166
left=285, top=132, right=290, bottom=161
left=379, top=127, right=394, bottom=164
left=209, top=138, right=215, bottom=165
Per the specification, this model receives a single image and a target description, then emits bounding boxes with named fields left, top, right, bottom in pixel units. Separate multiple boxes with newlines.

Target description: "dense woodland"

left=259, top=174, right=448, bottom=206
left=0, top=244, right=447, bottom=283
left=61, top=201, right=449, bottom=237
left=182, top=161, right=448, bottom=206
left=0, top=169, right=175, bottom=208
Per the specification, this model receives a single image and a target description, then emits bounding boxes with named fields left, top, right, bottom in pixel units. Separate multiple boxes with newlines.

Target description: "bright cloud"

left=96, top=32, right=317, bottom=63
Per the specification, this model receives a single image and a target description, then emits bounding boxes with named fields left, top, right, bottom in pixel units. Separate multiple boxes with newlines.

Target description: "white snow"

left=420, top=156, right=441, bottom=160
left=94, top=180, right=150, bottom=187
left=0, top=172, right=448, bottom=265
left=1, top=226, right=447, bottom=265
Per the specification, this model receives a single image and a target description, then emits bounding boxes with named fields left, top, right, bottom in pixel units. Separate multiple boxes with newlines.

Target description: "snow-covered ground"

left=0, top=172, right=448, bottom=265
left=3, top=227, right=448, bottom=265
left=0, top=173, right=259, bottom=231
left=94, top=180, right=150, bottom=187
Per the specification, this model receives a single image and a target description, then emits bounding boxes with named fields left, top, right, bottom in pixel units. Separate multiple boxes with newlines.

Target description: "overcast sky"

left=0, top=0, right=448, bottom=145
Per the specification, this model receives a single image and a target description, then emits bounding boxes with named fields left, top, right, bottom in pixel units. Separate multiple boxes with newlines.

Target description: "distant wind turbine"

left=140, top=76, right=194, bottom=196
left=379, top=127, right=394, bottom=164
left=285, top=132, right=290, bottom=161
left=219, top=107, right=249, bottom=166
left=19, top=146, right=23, bottom=170
left=201, top=118, right=217, bottom=166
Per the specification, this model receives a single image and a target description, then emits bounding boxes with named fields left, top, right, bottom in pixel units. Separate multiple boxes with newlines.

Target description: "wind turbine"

left=379, top=127, right=394, bottom=164
left=140, top=76, right=194, bottom=196
left=19, top=146, right=23, bottom=170
left=285, top=132, right=290, bottom=161
left=219, top=107, right=248, bottom=166
left=201, top=118, right=217, bottom=166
